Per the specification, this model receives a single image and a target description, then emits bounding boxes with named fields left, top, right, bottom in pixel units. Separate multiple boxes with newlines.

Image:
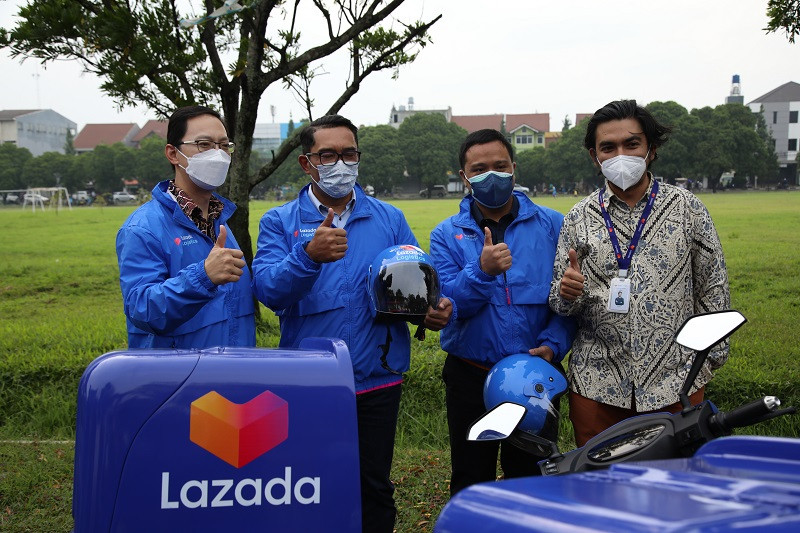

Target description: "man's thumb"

left=215, top=225, right=227, bottom=248
left=483, top=227, right=493, bottom=247
left=568, top=248, right=580, bottom=272
left=320, top=208, right=334, bottom=228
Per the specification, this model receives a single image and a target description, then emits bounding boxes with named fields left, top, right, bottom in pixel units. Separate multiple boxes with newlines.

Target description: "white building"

left=389, top=98, right=452, bottom=128
left=252, top=123, right=289, bottom=156
left=748, top=81, right=800, bottom=184
left=0, top=109, right=77, bottom=156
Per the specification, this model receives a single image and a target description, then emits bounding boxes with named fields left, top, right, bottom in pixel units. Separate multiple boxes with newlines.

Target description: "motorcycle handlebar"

left=711, top=396, right=781, bottom=434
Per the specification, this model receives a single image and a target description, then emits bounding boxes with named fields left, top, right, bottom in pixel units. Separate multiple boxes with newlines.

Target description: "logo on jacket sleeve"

left=455, top=234, right=463, bottom=240
left=190, top=390, right=288, bottom=468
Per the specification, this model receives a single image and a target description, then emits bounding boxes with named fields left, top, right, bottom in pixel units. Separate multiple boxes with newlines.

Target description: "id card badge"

left=607, top=277, right=631, bottom=313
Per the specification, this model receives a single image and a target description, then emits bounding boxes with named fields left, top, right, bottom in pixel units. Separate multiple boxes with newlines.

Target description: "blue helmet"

left=483, top=354, right=567, bottom=437
left=367, top=245, right=440, bottom=325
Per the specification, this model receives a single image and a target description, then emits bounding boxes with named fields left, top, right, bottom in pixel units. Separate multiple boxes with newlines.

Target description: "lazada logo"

left=190, top=390, right=288, bottom=468
left=160, top=391, right=322, bottom=510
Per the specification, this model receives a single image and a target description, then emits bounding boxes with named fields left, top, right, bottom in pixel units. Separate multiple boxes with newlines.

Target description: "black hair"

left=459, top=129, right=515, bottom=169
left=299, top=115, right=359, bottom=154
left=584, top=100, right=671, bottom=162
left=166, top=105, right=227, bottom=148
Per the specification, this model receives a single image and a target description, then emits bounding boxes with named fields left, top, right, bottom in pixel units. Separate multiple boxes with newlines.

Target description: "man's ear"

left=165, top=144, right=180, bottom=166
left=298, top=153, right=313, bottom=175
left=647, top=146, right=657, bottom=165
left=459, top=170, right=471, bottom=192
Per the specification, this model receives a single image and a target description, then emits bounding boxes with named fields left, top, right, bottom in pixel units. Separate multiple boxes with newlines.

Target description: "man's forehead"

left=596, top=119, right=645, bottom=141
left=185, top=114, right=227, bottom=137
left=312, top=126, right=357, bottom=150
left=465, top=141, right=512, bottom=165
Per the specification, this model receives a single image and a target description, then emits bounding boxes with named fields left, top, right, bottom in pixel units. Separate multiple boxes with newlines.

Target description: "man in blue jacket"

left=116, top=105, right=255, bottom=349
left=252, top=114, right=452, bottom=533
left=430, top=129, right=576, bottom=496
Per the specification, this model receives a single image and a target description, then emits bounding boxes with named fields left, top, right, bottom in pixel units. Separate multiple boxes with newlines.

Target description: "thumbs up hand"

left=305, top=208, right=348, bottom=263
left=559, top=248, right=585, bottom=301
left=479, top=227, right=512, bottom=276
left=204, top=225, right=246, bottom=285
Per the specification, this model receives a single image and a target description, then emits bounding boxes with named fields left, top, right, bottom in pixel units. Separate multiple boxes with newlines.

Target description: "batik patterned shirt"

left=549, top=177, right=730, bottom=411
left=168, top=180, right=224, bottom=241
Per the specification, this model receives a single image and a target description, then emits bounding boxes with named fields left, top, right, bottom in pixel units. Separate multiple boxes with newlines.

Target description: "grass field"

left=1, top=190, right=799, bottom=532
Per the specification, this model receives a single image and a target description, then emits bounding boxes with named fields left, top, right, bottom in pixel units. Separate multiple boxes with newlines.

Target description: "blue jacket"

left=430, top=192, right=575, bottom=367
left=252, top=184, right=424, bottom=393
left=116, top=180, right=255, bottom=349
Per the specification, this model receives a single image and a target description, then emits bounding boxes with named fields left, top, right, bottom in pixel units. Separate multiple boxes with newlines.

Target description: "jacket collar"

left=298, top=182, right=371, bottom=224
left=453, top=190, right=537, bottom=230
left=153, top=179, right=237, bottom=231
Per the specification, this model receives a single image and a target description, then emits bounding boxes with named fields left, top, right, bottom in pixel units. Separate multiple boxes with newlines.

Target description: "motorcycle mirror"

left=467, top=402, right=526, bottom=441
left=675, top=310, right=746, bottom=351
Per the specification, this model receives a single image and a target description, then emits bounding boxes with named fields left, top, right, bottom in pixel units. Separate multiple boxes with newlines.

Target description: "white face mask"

left=598, top=149, right=649, bottom=191
left=312, top=160, right=358, bottom=199
left=178, top=148, right=231, bottom=190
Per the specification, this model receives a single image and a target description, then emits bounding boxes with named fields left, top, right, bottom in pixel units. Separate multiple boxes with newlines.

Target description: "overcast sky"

left=1, top=0, right=798, bottom=133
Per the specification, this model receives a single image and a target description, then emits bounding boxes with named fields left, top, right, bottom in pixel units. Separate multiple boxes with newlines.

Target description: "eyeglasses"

left=305, top=150, right=361, bottom=167
left=178, top=140, right=236, bottom=154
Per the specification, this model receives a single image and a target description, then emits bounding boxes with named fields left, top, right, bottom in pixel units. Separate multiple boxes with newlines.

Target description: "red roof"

left=74, top=123, right=140, bottom=150
left=132, top=119, right=168, bottom=143
left=451, top=114, right=503, bottom=133
left=505, top=113, right=549, bottom=133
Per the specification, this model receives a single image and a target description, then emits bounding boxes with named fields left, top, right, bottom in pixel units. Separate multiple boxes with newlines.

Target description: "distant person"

left=551, top=184, right=557, bottom=198
left=549, top=99, right=730, bottom=447
left=430, top=129, right=575, bottom=496
left=251, top=114, right=452, bottom=532
left=116, top=105, right=255, bottom=349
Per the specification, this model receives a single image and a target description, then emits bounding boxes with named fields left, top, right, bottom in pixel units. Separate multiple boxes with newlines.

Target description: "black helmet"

left=367, top=245, right=440, bottom=325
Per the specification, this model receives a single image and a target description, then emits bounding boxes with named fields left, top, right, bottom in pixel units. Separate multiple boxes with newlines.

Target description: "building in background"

left=450, top=113, right=503, bottom=133
left=0, top=109, right=77, bottom=156
left=748, top=81, right=800, bottom=184
left=73, top=123, right=140, bottom=153
left=131, top=119, right=168, bottom=147
left=252, top=122, right=290, bottom=156
left=505, top=113, right=549, bottom=151
left=726, top=74, right=745, bottom=105
left=389, top=97, right=452, bottom=128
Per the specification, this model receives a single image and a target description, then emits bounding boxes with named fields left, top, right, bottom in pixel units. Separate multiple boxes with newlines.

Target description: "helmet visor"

left=373, top=261, right=439, bottom=321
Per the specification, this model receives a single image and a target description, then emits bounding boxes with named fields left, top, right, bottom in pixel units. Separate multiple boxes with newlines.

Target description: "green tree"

left=113, top=143, right=137, bottom=189
left=765, top=0, right=800, bottom=42
left=678, top=104, right=777, bottom=190
left=135, top=135, right=171, bottom=190
left=646, top=101, right=690, bottom=180
left=544, top=119, right=594, bottom=189
left=515, top=146, right=547, bottom=190
left=398, top=113, right=466, bottom=195
left=1, top=0, right=441, bottom=263
left=0, top=144, right=33, bottom=190
left=64, top=128, right=76, bottom=155
left=20, top=151, right=74, bottom=188
left=89, top=145, right=120, bottom=193
left=358, top=124, right=404, bottom=194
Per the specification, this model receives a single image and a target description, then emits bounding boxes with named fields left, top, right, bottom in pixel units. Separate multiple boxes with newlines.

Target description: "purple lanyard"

left=598, top=180, right=658, bottom=277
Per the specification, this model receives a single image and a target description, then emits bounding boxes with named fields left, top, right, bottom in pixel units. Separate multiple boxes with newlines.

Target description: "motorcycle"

left=467, top=310, right=796, bottom=475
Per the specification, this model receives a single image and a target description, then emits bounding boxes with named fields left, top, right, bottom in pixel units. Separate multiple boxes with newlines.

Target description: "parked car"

left=74, top=190, right=91, bottom=205
left=420, top=185, right=447, bottom=198
left=4, top=192, right=20, bottom=204
left=364, top=185, right=375, bottom=197
left=112, top=191, right=137, bottom=205
left=513, top=184, right=530, bottom=195
left=23, top=192, right=50, bottom=204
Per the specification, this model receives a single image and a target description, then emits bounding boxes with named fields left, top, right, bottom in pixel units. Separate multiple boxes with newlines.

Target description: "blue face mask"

left=468, top=171, right=514, bottom=208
